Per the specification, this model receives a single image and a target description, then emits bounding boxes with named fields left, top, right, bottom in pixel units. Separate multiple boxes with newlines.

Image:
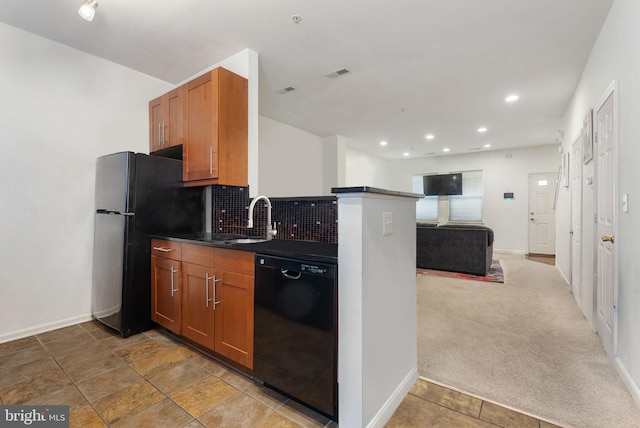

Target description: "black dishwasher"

left=254, top=254, right=338, bottom=421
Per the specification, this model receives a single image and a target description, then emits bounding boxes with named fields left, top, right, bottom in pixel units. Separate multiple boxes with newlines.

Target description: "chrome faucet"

left=247, top=195, right=277, bottom=240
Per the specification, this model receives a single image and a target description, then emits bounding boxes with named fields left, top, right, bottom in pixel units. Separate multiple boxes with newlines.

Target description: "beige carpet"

left=417, top=252, right=640, bottom=428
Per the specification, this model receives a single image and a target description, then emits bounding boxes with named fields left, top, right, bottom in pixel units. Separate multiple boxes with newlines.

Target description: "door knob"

left=601, top=235, right=615, bottom=243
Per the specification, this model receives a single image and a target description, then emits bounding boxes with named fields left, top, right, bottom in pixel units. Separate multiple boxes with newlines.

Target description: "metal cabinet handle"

left=158, top=123, right=162, bottom=146
left=162, top=121, right=166, bottom=145
left=209, top=146, right=213, bottom=175
left=153, top=247, right=173, bottom=252
left=213, top=276, right=221, bottom=309
left=205, top=273, right=212, bottom=307
left=170, top=266, right=179, bottom=296
left=601, top=235, right=615, bottom=243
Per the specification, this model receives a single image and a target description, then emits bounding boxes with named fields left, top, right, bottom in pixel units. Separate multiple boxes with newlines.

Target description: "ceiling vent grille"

left=276, top=86, right=296, bottom=94
left=326, top=68, right=350, bottom=79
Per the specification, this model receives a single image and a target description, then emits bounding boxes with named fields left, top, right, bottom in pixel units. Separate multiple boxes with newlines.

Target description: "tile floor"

left=0, top=322, right=560, bottom=427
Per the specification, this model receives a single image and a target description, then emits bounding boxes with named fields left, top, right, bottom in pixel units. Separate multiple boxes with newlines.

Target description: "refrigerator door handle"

left=96, top=209, right=135, bottom=216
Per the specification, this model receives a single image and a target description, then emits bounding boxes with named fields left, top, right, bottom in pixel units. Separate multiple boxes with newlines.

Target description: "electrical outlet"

left=383, top=212, right=393, bottom=236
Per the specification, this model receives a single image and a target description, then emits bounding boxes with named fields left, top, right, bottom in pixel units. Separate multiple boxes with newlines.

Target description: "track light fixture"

left=78, top=0, right=98, bottom=21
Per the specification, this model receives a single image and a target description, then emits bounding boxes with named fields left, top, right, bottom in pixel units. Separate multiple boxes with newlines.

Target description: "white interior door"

left=528, top=172, right=558, bottom=255
left=596, top=88, right=616, bottom=358
left=571, top=136, right=583, bottom=306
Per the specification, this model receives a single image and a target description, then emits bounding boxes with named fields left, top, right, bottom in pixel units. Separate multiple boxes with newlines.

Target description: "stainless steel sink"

left=223, top=238, right=269, bottom=244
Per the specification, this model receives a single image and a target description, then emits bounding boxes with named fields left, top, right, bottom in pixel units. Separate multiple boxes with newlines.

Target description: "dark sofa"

left=416, top=222, right=494, bottom=276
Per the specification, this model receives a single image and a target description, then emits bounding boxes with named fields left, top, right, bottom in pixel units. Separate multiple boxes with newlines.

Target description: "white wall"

left=559, top=0, right=640, bottom=405
left=322, top=135, right=347, bottom=194
left=346, top=145, right=560, bottom=253
left=345, top=147, right=393, bottom=189
left=337, top=192, right=418, bottom=427
left=257, top=115, right=325, bottom=197
left=0, top=23, right=172, bottom=341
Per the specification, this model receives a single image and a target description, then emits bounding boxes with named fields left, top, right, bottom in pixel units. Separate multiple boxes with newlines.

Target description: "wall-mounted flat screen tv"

left=423, top=173, right=463, bottom=196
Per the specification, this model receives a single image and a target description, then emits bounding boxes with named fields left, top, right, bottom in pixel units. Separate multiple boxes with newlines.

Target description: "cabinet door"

left=149, top=87, right=186, bottom=153
left=151, top=256, right=181, bottom=333
left=184, top=72, right=218, bottom=182
left=182, top=67, right=248, bottom=187
left=166, top=85, right=186, bottom=148
left=213, top=249, right=254, bottom=368
left=214, top=270, right=254, bottom=369
left=182, top=263, right=216, bottom=350
left=149, top=96, right=165, bottom=152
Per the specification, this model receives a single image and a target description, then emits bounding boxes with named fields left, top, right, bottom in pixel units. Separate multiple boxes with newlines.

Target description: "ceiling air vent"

left=326, top=68, right=350, bottom=79
left=276, top=86, right=296, bottom=94
left=469, top=147, right=481, bottom=151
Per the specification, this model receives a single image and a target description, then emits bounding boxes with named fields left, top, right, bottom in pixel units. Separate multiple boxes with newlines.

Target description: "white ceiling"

left=0, top=0, right=613, bottom=159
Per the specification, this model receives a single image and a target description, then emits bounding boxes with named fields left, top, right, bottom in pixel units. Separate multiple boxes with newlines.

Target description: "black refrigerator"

left=92, top=152, right=204, bottom=337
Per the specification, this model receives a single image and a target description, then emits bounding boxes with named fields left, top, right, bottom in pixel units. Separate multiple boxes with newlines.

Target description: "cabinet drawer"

left=151, top=239, right=182, bottom=260
left=214, top=248, right=255, bottom=276
left=182, top=243, right=215, bottom=267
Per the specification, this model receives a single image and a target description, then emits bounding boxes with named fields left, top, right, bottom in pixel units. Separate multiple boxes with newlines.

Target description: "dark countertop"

left=331, top=186, right=423, bottom=199
left=153, top=233, right=338, bottom=264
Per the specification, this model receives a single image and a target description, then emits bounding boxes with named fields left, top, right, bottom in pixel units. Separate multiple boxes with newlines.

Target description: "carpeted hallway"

left=417, top=252, right=640, bottom=428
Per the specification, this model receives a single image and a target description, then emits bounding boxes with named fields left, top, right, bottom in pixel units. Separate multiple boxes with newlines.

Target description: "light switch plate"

left=383, top=211, right=393, bottom=236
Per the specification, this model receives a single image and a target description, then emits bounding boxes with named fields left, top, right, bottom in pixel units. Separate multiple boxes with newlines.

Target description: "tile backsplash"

left=211, top=186, right=338, bottom=244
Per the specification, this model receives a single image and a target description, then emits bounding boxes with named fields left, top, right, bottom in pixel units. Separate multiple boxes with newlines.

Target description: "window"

left=449, top=170, right=483, bottom=222
left=412, top=175, right=438, bottom=221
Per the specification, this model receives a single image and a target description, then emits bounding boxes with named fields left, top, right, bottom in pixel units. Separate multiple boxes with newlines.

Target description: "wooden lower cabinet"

left=151, top=239, right=254, bottom=369
left=150, top=256, right=182, bottom=334
left=214, top=263, right=254, bottom=369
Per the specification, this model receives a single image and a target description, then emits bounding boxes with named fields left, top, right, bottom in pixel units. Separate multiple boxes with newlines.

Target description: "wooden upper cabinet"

left=183, top=67, right=248, bottom=187
left=149, top=85, right=187, bottom=153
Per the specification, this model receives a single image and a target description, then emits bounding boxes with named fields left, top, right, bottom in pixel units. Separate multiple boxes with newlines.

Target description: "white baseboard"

left=366, top=367, right=418, bottom=428
left=615, top=357, right=640, bottom=410
left=0, top=314, right=93, bottom=344
left=556, top=265, right=570, bottom=288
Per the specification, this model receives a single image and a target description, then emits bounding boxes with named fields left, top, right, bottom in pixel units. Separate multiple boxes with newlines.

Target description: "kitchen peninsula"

left=146, top=65, right=420, bottom=426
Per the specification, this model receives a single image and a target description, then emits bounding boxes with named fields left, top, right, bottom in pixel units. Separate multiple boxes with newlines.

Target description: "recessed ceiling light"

left=443, top=148, right=450, bottom=152
left=477, top=127, right=488, bottom=133
left=484, top=143, right=492, bottom=148
left=425, top=134, right=435, bottom=140
left=505, top=94, right=519, bottom=103
left=403, top=152, right=410, bottom=157
left=380, top=141, right=388, bottom=146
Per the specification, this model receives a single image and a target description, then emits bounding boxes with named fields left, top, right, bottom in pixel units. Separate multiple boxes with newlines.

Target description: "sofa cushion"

left=438, top=224, right=493, bottom=246
left=416, top=223, right=494, bottom=276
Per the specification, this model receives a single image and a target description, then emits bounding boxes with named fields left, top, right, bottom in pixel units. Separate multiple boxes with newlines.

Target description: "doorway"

left=570, top=135, right=583, bottom=307
left=528, top=172, right=558, bottom=255
left=595, top=82, right=617, bottom=359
